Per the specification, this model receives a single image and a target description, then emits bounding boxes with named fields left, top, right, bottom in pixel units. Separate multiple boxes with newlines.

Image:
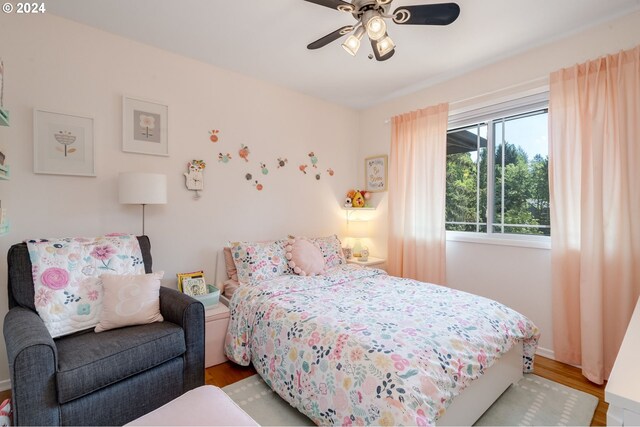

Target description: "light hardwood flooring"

left=0, top=355, right=606, bottom=426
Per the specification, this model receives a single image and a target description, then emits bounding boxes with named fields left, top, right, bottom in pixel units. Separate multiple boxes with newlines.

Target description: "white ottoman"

left=126, top=385, right=259, bottom=426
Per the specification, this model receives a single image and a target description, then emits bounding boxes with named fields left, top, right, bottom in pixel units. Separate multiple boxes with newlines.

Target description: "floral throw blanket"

left=225, top=265, right=540, bottom=426
left=27, top=234, right=145, bottom=338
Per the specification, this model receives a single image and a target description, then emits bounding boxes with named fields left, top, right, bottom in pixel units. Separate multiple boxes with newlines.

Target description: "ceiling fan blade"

left=371, top=39, right=395, bottom=62
left=393, top=3, right=460, bottom=26
left=307, top=25, right=354, bottom=50
left=303, top=0, right=355, bottom=12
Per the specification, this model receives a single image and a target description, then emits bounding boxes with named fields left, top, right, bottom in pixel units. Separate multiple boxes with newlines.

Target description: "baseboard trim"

left=0, top=379, right=11, bottom=392
left=535, top=346, right=556, bottom=360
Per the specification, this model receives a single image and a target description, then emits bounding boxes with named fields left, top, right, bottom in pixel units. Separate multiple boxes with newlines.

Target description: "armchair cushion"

left=55, top=322, right=186, bottom=404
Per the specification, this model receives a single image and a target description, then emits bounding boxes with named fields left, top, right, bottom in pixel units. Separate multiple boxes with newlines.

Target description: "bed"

left=224, top=263, right=539, bottom=426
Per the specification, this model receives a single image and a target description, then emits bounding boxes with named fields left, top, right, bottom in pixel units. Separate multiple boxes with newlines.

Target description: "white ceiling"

left=48, top=0, right=640, bottom=109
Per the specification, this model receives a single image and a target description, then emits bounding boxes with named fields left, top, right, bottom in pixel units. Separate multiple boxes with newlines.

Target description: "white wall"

left=358, top=10, right=640, bottom=357
left=0, top=14, right=359, bottom=386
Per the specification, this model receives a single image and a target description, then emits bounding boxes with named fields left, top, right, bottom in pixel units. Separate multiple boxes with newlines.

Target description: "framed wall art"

left=365, top=154, right=388, bottom=192
left=33, top=108, right=95, bottom=177
left=122, top=96, right=168, bottom=156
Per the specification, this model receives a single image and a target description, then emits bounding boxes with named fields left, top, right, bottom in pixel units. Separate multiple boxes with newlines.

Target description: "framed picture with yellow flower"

left=122, top=96, right=168, bottom=156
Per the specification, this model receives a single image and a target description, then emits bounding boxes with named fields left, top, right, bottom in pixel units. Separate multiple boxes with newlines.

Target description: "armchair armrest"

left=3, top=307, right=60, bottom=425
left=159, top=287, right=205, bottom=391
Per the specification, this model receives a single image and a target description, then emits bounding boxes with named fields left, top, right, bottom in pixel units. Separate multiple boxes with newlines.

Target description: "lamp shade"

left=346, top=220, right=370, bottom=238
left=118, top=172, right=167, bottom=205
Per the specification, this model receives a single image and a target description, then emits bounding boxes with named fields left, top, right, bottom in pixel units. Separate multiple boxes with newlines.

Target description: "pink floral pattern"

left=229, top=240, right=291, bottom=286
left=26, top=235, right=144, bottom=338
left=225, top=265, right=539, bottom=426
left=307, top=235, right=347, bottom=268
left=40, top=267, right=69, bottom=290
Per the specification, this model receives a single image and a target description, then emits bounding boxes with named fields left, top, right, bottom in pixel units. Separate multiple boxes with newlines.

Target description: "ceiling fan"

left=305, top=0, right=460, bottom=61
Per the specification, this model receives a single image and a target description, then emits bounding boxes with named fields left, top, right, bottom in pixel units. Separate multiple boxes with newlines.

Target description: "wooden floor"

left=205, top=355, right=608, bottom=426
left=0, top=355, right=606, bottom=425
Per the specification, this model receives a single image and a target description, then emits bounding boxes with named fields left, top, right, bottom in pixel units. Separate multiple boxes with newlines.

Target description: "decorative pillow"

left=95, top=271, right=164, bottom=333
left=285, top=238, right=325, bottom=276
left=296, top=235, right=347, bottom=268
left=229, top=240, right=290, bottom=286
left=26, top=234, right=145, bottom=338
left=223, top=247, right=238, bottom=282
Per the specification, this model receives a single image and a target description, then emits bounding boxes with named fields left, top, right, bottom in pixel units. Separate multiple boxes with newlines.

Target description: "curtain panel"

left=549, top=45, right=640, bottom=384
left=388, top=103, right=449, bottom=284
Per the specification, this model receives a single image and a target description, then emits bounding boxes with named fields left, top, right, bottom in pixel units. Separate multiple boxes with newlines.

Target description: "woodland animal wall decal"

left=239, top=144, right=250, bottom=162
left=209, top=129, right=220, bottom=143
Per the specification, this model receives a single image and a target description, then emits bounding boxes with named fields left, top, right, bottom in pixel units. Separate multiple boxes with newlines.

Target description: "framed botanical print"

left=33, top=108, right=95, bottom=177
left=122, top=96, right=168, bottom=156
left=365, top=154, right=388, bottom=192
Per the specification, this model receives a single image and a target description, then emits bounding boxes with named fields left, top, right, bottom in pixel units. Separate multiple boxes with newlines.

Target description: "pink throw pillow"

left=223, top=247, right=239, bottom=281
left=95, top=272, right=164, bottom=333
left=285, top=238, right=325, bottom=276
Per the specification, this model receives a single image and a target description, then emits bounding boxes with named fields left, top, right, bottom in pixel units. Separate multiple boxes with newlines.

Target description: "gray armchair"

left=3, top=236, right=205, bottom=426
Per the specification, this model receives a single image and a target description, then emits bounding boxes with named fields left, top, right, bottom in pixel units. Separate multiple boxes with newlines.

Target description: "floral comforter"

left=225, top=265, right=539, bottom=426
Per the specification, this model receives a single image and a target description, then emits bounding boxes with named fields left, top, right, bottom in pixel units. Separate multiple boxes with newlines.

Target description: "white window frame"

left=446, top=91, right=551, bottom=249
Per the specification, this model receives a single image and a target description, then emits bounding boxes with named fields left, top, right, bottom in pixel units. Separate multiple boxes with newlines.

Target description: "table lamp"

left=118, top=172, right=167, bottom=235
left=346, top=220, right=370, bottom=258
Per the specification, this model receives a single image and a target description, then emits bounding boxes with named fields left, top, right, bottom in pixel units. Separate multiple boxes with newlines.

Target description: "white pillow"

left=95, top=272, right=164, bottom=333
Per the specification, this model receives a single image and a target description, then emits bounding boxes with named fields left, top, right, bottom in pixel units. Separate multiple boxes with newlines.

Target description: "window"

left=445, top=95, right=550, bottom=237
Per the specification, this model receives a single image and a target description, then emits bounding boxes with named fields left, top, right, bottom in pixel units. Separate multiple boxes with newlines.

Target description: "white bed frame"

left=437, top=343, right=523, bottom=425
left=221, top=295, right=523, bottom=426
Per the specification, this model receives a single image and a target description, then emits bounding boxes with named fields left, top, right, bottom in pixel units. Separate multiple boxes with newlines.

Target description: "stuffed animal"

left=352, top=191, right=365, bottom=208
left=344, top=197, right=353, bottom=208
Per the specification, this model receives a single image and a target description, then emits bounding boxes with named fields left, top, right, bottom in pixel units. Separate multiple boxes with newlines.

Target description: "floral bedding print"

left=225, top=265, right=540, bottom=426
left=27, top=234, right=145, bottom=338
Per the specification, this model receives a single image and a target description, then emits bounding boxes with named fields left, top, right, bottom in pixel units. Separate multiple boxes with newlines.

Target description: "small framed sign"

left=182, top=277, right=208, bottom=297
left=365, top=155, right=388, bottom=192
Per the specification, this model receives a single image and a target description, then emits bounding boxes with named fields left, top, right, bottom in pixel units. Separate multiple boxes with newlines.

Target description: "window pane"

left=445, top=124, right=487, bottom=232
left=493, top=110, right=550, bottom=236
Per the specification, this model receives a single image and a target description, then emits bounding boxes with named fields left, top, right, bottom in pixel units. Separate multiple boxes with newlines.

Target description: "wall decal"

left=218, top=153, right=232, bottom=163
left=184, top=160, right=206, bottom=199
left=245, top=173, right=253, bottom=181
left=277, top=157, right=288, bottom=168
left=315, top=173, right=321, bottom=180
left=239, top=144, right=250, bottom=162
left=299, top=164, right=308, bottom=174
left=260, top=163, right=269, bottom=175
left=308, top=152, right=318, bottom=168
left=327, top=168, right=334, bottom=176
left=209, top=129, right=220, bottom=143
left=253, top=180, right=263, bottom=191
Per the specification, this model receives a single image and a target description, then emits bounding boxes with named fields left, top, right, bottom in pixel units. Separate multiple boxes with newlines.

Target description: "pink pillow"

left=285, top=238, right=325, bottom=276
left=95, top=272, right=164, bottom=333
left=223, top=247, right=239, bottom=282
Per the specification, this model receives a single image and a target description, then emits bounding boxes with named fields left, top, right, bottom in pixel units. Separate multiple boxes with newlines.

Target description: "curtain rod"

left=384, top=76, right=549, bottom=124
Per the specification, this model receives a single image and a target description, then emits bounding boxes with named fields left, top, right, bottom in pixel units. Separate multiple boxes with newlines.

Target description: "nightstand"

left=204, top=304, right=230, bottom=367
left=347, top=256, right=387, bottom=271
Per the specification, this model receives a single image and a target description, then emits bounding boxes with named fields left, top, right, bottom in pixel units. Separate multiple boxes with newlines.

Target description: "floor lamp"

left=118, top=172, right=167, bottom=236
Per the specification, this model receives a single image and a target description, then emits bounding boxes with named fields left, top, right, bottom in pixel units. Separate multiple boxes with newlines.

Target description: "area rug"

left=222, top=374, right=598, bottom=426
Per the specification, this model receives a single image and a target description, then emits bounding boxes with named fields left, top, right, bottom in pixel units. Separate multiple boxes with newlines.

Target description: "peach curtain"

left=549, top=46, right=640, bottom=384
left=388, top=103, right=448, bottom=284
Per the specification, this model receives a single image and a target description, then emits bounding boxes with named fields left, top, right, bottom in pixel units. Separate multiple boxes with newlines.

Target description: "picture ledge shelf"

left=342, top=207, right=375, bottom=211
left=342, top=206, right=375, bottom=223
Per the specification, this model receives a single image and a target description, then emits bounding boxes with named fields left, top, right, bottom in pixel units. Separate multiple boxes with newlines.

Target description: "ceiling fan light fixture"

left=363, top=11, right=387, bottom=41
left=376, top=35, right=396, bottom=56
left=341, top=26, right=365, bottom=56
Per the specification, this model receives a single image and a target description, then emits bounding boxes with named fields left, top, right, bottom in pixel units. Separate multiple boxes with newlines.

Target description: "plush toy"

left=344, top=197, right=353, bottom=208
left=352, top=190, right=365, bottom=208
